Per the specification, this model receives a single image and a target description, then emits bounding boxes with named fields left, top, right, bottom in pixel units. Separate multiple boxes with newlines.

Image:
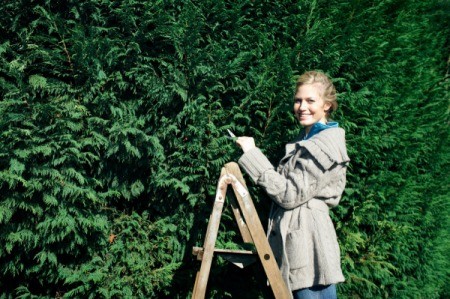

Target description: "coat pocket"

left=285, top=229, right=310, bottom=270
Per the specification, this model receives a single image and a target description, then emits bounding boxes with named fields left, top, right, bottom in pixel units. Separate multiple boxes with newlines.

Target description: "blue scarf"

left=303, top=121, right=339, bottom=140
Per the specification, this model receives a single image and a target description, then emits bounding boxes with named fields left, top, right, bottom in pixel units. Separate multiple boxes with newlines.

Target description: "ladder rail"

left=192, top=169, right=229, bottom=299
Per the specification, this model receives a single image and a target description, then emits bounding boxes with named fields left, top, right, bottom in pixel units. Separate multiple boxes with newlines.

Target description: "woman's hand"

left=236, top=136, right=256, bottom=153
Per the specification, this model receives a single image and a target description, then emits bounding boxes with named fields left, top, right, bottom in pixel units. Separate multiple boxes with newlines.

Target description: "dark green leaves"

left=0, top=0, right=448, bottom=298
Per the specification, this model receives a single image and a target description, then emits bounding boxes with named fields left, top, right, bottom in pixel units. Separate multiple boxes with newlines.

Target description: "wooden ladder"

left=192, top=162, right=290, bottom=299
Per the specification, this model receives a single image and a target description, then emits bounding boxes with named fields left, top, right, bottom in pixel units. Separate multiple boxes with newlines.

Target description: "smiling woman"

left=235, top=71, right=349, bottom=299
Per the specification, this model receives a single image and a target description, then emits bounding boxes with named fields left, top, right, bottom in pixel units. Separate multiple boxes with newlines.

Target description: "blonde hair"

left=295, top=71, right=337, bottom=118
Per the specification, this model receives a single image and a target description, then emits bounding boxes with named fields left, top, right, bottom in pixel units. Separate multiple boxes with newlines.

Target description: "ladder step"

left=192, top=246, right=257, bottom=268
left=192, top=246, right=256, bottom=257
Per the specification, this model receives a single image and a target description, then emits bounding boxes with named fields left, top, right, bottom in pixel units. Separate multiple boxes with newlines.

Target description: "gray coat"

left=238, top=127, right=350, bottom=292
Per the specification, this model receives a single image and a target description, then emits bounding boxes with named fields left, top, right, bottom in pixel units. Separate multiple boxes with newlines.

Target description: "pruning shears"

left=226, top=129, right=237, bottom=140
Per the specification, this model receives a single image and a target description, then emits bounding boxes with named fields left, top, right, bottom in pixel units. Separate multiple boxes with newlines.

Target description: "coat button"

left=271, top=230, right=277, bottom=236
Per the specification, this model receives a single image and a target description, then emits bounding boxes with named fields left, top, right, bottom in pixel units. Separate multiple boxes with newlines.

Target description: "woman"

left=235, top=71, right=349, bottom=299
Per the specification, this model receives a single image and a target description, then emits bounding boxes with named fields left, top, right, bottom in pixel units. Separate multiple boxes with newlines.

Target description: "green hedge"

left=1, top=0, right=448, bottom=298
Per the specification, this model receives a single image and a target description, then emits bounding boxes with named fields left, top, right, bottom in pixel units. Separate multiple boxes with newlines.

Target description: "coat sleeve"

left=238, top=146, right=342, bottom=210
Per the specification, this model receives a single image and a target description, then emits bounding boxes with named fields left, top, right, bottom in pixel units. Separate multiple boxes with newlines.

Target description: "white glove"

left=236, top=136, right=256, bottom=153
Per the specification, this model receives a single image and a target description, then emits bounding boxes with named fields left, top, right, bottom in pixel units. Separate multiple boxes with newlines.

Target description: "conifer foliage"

left=0, top=0, right=448, bottom=298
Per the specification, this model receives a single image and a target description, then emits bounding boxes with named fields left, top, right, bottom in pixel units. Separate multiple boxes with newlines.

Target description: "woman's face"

left=293, top=83, right=331, bottom=132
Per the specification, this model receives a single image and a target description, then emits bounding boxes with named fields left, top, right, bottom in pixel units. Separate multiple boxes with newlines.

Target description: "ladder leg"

left=225, top=162, right=291, bottom=299
left=192, top=168, right=228, bottom=299
left=229, top=190, right=253, bottom=244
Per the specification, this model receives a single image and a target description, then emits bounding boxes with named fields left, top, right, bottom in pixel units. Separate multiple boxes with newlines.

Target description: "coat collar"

left=303, top=121, right=339, bottom=140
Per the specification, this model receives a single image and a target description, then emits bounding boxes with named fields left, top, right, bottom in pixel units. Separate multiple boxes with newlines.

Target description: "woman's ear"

left=324, top=102, right=332, bottom=112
